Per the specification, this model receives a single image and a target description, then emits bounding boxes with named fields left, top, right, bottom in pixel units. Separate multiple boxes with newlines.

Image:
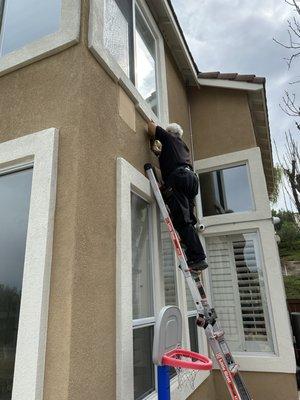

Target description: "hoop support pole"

left=157, top=366, right=170, bottom=400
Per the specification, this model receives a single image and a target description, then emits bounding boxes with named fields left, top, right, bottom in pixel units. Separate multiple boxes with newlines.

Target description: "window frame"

left=0, top=128, right=58, bottom=400
left=89, top=0, right=169, bottom=125
left=116, top=158, right=210, bottom=400
left=194, top=148, right=296, bottom=374
left=0, top=0, right=80, bottom=77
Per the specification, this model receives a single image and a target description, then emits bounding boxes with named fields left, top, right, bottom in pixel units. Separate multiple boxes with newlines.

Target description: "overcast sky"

left=171, top=0, right=300, bottom=210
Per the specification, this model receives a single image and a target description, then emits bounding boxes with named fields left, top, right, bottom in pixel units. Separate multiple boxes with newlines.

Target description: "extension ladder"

left=144, top=164, right=253, bottom=400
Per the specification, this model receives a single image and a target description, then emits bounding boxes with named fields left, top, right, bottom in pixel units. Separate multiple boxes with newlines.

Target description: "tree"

left=274, top=133, right=300, bottom=212
left=274, top=0, right=300, bottom=68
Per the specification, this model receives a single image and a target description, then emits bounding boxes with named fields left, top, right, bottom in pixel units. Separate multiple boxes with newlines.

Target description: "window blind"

left=207, top=233, right=273, bottom=352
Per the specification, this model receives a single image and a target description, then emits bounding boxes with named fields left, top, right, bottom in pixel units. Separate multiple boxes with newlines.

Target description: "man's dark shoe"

left=188, top=259, right=208, bottom=272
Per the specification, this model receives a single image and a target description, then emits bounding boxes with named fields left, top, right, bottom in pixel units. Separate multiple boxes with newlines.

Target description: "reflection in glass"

left=133, top=326, right=155, bottom=400
left=199, top=165, right=254, bottom=217
left=131, top=193, right=153, bottom=320
left=206, top=233, right=273, bottom=352
left=103, top=0, right=134, bottom=79
left=0, top=0, right=61, bottom=56
left=0, top=168, right=33, bottom=399
left=135, top=6, right=157, bottom=115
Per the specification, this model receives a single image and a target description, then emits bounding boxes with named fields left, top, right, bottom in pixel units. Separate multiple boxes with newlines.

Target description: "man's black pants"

left=164, top=167, right=206, bottom=264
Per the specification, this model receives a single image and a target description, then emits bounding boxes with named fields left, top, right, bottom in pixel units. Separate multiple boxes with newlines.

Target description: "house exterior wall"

left=188, top=86, right=257, bottom=160
left=213, top=371, right=298, bottom=400
left=0, top=1, right=296, bottom=400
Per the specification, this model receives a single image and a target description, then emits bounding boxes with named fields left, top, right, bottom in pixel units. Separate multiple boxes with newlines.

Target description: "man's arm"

left=147, top=121, right=157, bottom=138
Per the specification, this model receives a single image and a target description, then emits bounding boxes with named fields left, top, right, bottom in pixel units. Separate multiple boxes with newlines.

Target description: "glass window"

left=0, top=0, right=61, bottom=56
left=206, top=232, right=273, bottom=353
left=131, top=193, right=155, bottom=399
left=188, top=316, right=199, bottom=353
left=133, top=326, right=155, bottom=400
left=103, top=0, right=159, bottom=116
left=199, top=164, right=254, bottom=217
left=103, top=0, right=134, bottom=79
left=131, top=193, right=153, bottom=319
left=135, top=5, right=157, bottom=115
left=0, top=168, right=33, bottom=399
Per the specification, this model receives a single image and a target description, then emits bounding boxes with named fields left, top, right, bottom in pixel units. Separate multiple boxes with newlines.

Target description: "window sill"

left=0, top=0, right=81, bottom=77
left=216, top=352, right=296, bottom=374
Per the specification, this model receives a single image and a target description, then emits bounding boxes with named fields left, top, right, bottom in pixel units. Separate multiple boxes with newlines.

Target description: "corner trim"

left=0, top=129, right=59, bottom=400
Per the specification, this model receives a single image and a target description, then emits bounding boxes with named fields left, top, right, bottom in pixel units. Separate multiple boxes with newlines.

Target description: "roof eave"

left=146, top=0, right=199, bottom=86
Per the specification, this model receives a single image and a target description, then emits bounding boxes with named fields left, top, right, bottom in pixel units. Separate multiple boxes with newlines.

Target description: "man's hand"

left=147, top=120, right=157, bottom=138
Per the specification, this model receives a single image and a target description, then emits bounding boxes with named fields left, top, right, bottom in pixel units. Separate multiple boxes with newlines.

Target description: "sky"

left=171, top=0, right=300, bottom=210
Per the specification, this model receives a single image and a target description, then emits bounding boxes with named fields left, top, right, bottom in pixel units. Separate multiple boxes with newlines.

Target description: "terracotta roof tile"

left=198, top=71, right=265, bottom=84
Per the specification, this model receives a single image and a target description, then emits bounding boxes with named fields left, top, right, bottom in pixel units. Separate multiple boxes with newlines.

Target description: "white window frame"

left=0, top=0, right=80, bottom=77
left=89, top=0, right=169, bottom=125
left=0, top=128, right=58, bottom=400
left=194, top=148, right=296, bottom=374
left=195, top=147, right=271, bottom=227
left=116, top=158, right=210, bottom=400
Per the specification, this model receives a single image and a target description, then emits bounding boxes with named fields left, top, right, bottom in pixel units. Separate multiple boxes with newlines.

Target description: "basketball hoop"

left=162, top=348, right=212, bottom=390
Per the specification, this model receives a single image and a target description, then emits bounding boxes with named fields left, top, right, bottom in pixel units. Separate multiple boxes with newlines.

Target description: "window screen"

left=0, top=167, right=33, bottom=399
left=199, top=165, right=254, bottom=216
left=0, top=0, right=61, bottom=56
left=206, top=233, right=273, bottom=353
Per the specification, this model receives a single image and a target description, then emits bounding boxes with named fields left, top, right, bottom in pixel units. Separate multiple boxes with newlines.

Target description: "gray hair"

left=166, top=123, right=183, bottom=138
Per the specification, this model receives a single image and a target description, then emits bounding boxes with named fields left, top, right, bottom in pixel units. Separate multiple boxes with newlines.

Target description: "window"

left=90, top=0, right=168, bottom=123
left=206, top=232, right=273, bottom=353
left=0, top=0, right=61, bottom=56
left=199, top=164, right=254, bottom=217
left=0, top=0, right=80, bottom=77
left=103, top=0, right=158, bottom=115
left=0, top=129, right=58, bottom=400
left=116, top=158, right=210, bottom=400
left=131, top=193, right=155, bottom=399
left=185, top=282, right=199, bottom=353
left=0, top=167, right=33, bottom=399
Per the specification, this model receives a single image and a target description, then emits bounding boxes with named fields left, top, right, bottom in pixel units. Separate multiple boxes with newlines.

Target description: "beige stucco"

left=213, top=371, right=298, bottom=400
left=188, top=86, right=257, bottom=161
left=0, top=1, right=294, bottom=400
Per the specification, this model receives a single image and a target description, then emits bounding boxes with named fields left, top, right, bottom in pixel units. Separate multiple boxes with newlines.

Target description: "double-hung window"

left=90, top=0, right=168, bottom=123
left=195, top=148, right=295, bottom=373
left=117, top=158, right=210, bottom=400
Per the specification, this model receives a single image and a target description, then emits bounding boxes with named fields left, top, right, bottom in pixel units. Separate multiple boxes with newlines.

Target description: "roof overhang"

left=198, top=77, right=274, bottom=196
left=146, top=0, right=199, bottom=85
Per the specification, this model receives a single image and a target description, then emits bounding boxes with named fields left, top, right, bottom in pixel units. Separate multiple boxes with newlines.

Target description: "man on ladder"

left=147, top=121, right=208, bottom=272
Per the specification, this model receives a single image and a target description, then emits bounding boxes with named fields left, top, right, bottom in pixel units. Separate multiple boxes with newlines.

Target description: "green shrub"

left=284, top=275, right=300, bottom=299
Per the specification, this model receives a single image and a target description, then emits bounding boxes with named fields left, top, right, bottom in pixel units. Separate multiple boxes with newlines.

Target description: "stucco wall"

left=0, top=2, right=207, bottom=400
left=213, top=371, right=298, bottom=400
left=189, top=86, right=257, bottom=161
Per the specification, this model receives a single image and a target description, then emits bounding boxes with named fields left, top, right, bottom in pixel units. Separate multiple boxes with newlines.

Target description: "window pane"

left=160, top=219, right=178, bottom=306
left=199, top=165, right=254, bottom=216
left=0, top=0, right=61, bottom=56
left=0, top=168, right=33, bottom=399
left=206, top=233, right=273, bottom=352
left=0, top=1, right=4, bottom=30
left=185, top=280, right=196, bottom=312
left=135, top=6, right=158, bottom=115
left=133, top=326, right=155, bottom=400
left=188, top=316, right=199, bottom=353
left=131, top=193, right=154, bottom=320
left=104, top=0, right=133, bottom=79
